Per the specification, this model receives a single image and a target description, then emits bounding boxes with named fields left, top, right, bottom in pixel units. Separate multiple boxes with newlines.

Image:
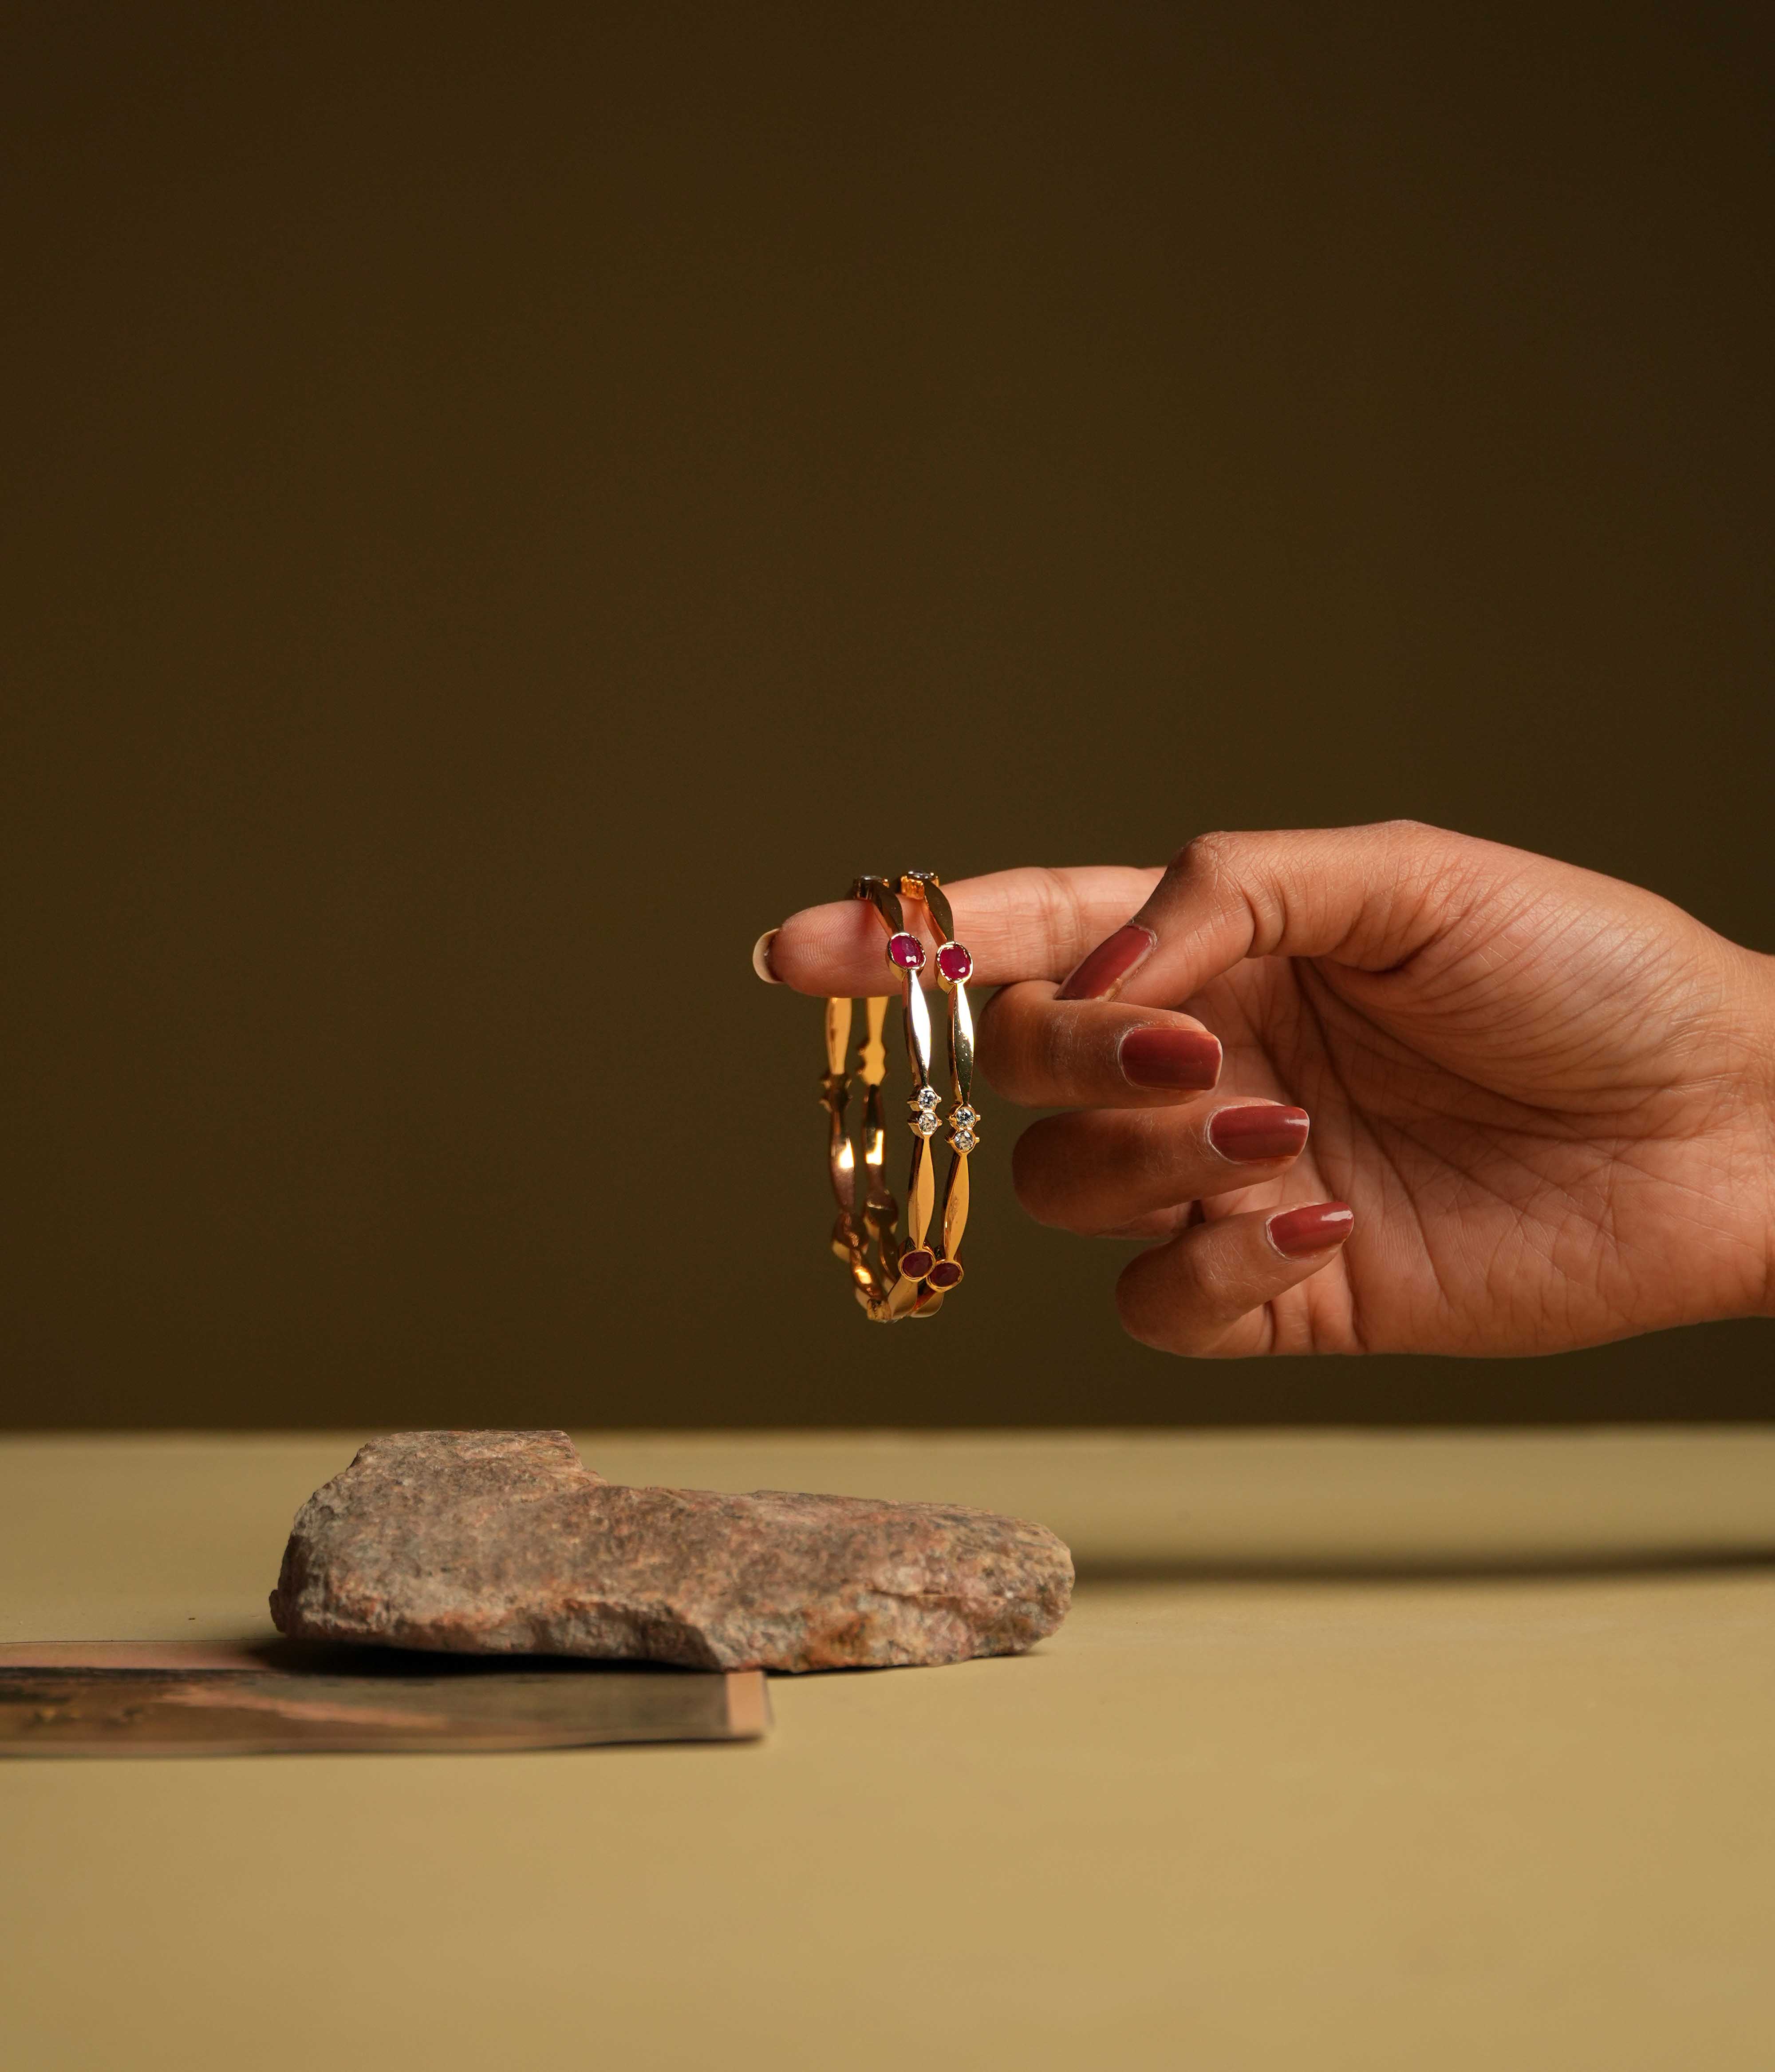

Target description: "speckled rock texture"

left=269, top=1430, right=1073, bottom=1672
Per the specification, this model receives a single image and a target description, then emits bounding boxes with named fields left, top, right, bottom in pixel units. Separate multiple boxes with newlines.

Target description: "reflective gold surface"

left=859, top=993, right=888, bottom=1089
left=902, top=871, right=979, bottom=1289
left=822, top=997, right=851, bottom=1080
left=940, top=1152, right=970, bottom=1261
left=948, top=971, right=975, bottom=1107
left=903, top=962, right=934, bottom=1087
left=907, top=1137, right=935, bottom=1253
left=821, top=873, right=971, bottom=1322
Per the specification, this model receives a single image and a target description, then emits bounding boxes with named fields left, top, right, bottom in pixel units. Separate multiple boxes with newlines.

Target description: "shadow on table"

left=1072, top=1545, right=1775, bottom=1584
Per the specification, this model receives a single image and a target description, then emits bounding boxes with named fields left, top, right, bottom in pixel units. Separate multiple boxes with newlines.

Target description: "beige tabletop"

left=4, top=1428, right=1774, bottom=2072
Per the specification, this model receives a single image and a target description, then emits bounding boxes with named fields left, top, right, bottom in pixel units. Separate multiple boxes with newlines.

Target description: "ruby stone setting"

left=887, top=932, right=926, bottom=971
left=935, top=941, right=973, bottom=985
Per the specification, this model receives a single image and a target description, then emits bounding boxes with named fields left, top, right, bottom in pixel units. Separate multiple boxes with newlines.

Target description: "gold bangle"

left=899, top=871, right=978, bottom=1294
left=820, top=990, right=904, bottom=1318
left=820, top=872, right=974, bottom=1321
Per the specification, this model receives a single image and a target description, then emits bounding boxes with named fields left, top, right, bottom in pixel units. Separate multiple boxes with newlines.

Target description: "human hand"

left=756, top=824, right=1775, bottom=1357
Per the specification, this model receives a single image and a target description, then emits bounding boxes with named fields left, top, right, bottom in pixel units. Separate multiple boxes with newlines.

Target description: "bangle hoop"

left=819, top=871, right=978, bottom=1321
left=899, top=872, right=978, bottom=1293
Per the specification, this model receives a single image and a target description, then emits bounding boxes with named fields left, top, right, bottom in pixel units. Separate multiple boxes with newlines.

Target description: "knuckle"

left=1113, top=1250, right=1203, bottom=1353
left=1112, top=1265, right=1169, bottom=1349
left=1166, top=830, right=1242, bottom=882
left=1010, top=1120, right=1100, bottom=1233
left=1008, top=1126, right=1060, bottom=1222
left=978, top=981, right=1104, bottom=1107
left=1368, top=818, right=1467, bottom=881
left=1027, top=866, right=1090, bottom=966
left=973, top=986, right=1041, bottom=1104
left=1114, top=1226, right=1267, bottom=1357
left=1373, top=816, right=1435, bottom=839
left=1165, top=828, right=1275, bottom=954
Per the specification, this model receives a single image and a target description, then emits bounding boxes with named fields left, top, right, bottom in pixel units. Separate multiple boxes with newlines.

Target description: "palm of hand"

left=1186, top=900, right=1771, bottom=1355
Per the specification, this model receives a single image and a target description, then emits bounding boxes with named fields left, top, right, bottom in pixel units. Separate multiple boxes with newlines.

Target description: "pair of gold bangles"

left=821, top=871, right=979, bottom=1321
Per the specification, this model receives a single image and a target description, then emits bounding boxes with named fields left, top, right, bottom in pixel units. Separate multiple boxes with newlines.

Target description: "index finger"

left=757, top=866, right=1163, bottom=996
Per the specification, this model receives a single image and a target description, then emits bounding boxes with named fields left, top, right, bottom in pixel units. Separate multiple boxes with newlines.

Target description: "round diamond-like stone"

left=951, top=1105, right=976, bottom=1127
left=927, top=1259, right=964, bottom=1290
left=951, top=1133, right=976, bottom=1153
left=936, top=942, right=973, bottom=984
left=914, top=1085, right=939, bottom=1109
left=898, top=1247, right=935, bottom=1280
left=887, top=932, right=926, bottom=971
left=911, top=1111, right=940, bottom=1137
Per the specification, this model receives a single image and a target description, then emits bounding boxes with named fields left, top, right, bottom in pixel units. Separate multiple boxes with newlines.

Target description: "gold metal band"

left=902, top=873, right=979, bottom=1294
left=820, top=872, right=980, bottom=1322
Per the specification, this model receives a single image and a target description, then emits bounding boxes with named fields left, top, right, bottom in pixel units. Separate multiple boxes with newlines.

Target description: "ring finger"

left=1012, top=1099, right=1314, bottom=1236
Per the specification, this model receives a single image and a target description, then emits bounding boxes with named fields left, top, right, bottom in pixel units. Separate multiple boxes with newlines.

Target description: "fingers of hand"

left=978, top=985, right=1223, bottom=1109
left=1114, top=1201, right=1356, bottom=1357
left=754, top=900, right=879, bottom=995
left=1012, top=1101, right=1311, bottom=1234
left=760, top=865, right=1164, bottom=996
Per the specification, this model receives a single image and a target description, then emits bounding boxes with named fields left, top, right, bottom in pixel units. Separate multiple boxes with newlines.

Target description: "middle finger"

left=978, top=982, right=1223, bottom=1109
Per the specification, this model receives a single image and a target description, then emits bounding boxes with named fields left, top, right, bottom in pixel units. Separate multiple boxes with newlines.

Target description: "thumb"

left=1058, top=820, right=1514, bottom=1006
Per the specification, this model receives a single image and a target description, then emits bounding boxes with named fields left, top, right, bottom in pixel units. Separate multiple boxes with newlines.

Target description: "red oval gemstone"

left=935, top=942, right=972, bottom=984
left=926, top=1259, right=964, bottom=1290
left=887, top=932, right=926, bottom=970
left=898, top=1247, right=935, bottom=1280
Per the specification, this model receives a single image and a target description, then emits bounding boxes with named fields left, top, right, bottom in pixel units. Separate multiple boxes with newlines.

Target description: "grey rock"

left=269, top=1430, right=1073, bottom=1672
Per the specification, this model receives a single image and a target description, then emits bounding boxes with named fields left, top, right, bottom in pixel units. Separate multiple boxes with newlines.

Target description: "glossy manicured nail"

left=1119, top=1026, right=1222, bottom=1091
left=1208, top=1104, right=1311, bottom=1163
left=1266, top=1201, right=1355, bottom=1259
left=1057, top=922, right=1156, bottom=1001
left=752, top=929, right=783, bottom=984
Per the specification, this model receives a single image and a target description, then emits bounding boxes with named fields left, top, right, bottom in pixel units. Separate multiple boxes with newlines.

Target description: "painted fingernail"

left=1208, top=1104, right=1311, bottom=1163
left=1057, top=922, right=1156, bottom=1001
left=1119, top=1026, right=1222, bottom=1091
left=752, top=929, right=783, bottom=984
left=1266, top=1201, right=1355, bottom=1259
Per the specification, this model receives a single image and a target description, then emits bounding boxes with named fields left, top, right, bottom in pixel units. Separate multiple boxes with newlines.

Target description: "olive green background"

left=4, top=2, right=1772, bottom=1428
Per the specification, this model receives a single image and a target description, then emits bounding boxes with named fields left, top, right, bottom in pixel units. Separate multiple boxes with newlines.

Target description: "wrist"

left=1742, top=949, right=1775, bottom=1318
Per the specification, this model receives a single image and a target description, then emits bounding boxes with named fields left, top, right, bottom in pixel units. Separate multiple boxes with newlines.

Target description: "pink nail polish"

left=1120, top=1027, right=1222, bottom=1091
left=1209, top=1105, right=1310, bottom=1163
left=1057, top=922, right=1156, bottom=1001
left=1266, top=1202, right=1355, bottom=1259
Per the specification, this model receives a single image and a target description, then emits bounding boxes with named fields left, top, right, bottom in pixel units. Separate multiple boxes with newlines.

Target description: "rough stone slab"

left=269, top=1431, right=1073, bottom=1672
